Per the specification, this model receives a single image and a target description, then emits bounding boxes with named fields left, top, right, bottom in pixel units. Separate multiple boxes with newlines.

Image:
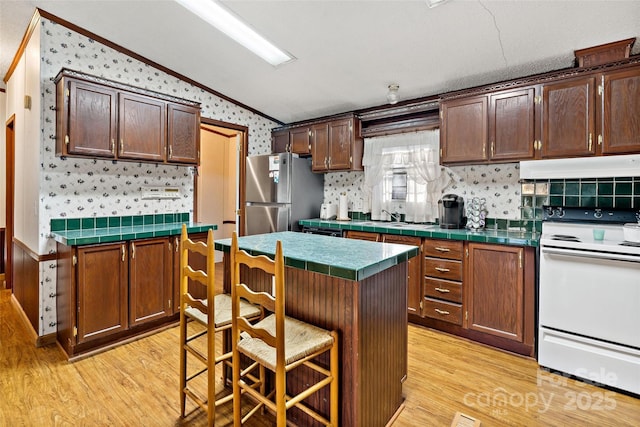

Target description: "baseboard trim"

left=36, top=333, right=57, bottom=347
left=67, top=320, right=180, bottom=362
left=10, top=293, right=38, bottom=343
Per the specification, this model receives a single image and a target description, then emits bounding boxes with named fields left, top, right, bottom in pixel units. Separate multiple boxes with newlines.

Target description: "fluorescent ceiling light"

left=175, top=0, right=295, bottom=66
left=426, top=0, right=451, bottom=8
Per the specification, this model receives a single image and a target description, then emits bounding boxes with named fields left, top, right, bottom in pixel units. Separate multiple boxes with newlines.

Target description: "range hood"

left=520, top=154, right=640, bottom=179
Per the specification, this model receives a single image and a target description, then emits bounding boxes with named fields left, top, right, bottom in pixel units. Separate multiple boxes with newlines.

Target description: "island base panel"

left=224, top=258, right=408, bottom=427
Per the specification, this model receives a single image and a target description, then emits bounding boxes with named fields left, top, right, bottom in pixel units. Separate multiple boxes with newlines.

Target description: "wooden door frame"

left=5, top=115, right=15, bottom=289
left=195, top=118, right=248, bottom=236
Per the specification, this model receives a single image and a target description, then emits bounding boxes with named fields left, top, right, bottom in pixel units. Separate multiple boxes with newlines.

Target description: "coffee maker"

left=438, top=194, right=466, bottom=229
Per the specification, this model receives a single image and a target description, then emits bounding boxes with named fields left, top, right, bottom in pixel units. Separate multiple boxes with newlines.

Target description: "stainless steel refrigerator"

left=245, top=153, right=324, bottom=235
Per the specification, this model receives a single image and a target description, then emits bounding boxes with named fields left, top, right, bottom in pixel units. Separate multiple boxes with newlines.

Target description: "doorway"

left=4, top=115, right=15, bottom=289
left=196, top=118, right=248, bottom=262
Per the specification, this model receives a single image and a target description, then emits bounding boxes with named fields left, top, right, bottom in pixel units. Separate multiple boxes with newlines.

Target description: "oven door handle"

left=541, top=246, right=640, bottom=263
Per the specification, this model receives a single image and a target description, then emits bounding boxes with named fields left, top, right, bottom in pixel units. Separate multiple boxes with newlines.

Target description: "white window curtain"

left=362, top=130, right=449, bottom=223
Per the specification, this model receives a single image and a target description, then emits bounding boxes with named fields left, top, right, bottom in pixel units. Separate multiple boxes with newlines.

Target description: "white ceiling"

left=2, top=1, right=640, bottom=124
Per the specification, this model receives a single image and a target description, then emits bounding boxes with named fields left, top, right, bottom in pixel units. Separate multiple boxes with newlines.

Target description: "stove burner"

left=620, top=241, right=640, bottom=248
left=551, top=234, right=581, bottom=242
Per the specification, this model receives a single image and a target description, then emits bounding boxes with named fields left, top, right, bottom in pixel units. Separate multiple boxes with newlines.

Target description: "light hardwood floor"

left=1, top=269, right=638, bottom=426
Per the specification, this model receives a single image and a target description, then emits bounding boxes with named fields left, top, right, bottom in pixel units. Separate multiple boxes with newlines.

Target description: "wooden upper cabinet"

left=602, top=67, right=640, bottom=154
left=440, top=96, right=488, bottom=164
left=489, top=88, right=536, bottom=161
left=272, top=129, right=289, bottom=153
left=328, top=118, right=354, bottom=170
left=167, top=103, right=200, bottom=164
left=60, top=79, right=118, bottom=158
left=55, top=69, right=200, bottom=165
left=309, top=115, right=362, bottom=172
left=311, top=123, right=329, bottom=171
left=542, top=76, right=596, bottom=158
left=118, top=92, right=166, bottom=162
left=290, top=126, right=312, bottom=155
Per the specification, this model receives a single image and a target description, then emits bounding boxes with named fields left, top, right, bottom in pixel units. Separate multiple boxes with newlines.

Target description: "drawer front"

left=423, top=298, right=463, bottom=325
left=424, top=277, right=462, bottom=303
left=423, top=257, right=462, bottom=281
left=345, top=230, right=380, bottom=242
left=382, top=234, right=422, bottom=246
left=423, top=239, right=463, bottom=260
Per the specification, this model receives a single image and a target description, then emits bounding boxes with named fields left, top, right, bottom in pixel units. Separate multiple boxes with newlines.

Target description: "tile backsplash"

left=521, top=176, right=640, bottom=231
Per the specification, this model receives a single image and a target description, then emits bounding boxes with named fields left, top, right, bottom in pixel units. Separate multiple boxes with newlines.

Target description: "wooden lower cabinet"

left=129, top=238, right=173, bottom=326
left=466, top=243, right=525, bottom=342
left=57, top=237, right=178, bottom=358
left=76, top=243, right=129, bottom=344
left=344, top=230, right=380, bottom=241
left=422, top=239, right=464, bottom=325
left=382, top=234, right=422, bottom=316
left=412, top=238, right=536, bottom=357
left=322, top=230, right=535, bottom=355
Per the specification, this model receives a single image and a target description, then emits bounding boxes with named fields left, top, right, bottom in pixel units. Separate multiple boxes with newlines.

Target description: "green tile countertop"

left=51, top=222, right=217, bottom=246
left=299, top=219, right=540, bottom=247
left=215, top=231, right=420, bottom=281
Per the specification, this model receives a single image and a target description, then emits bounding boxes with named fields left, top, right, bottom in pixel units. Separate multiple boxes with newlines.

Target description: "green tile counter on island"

left=51, top=213, right=217, bottom=359
left=215, top=231, right=420, bottom=427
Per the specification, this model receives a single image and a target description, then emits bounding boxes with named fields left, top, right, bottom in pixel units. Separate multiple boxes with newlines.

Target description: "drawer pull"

left=434, top=247, right=450, bottom=252
left=435, top=308, right=450, bottom=315
left=435, top=287, right=451, bottom=293
left=435, top=267, right=450, bottom=273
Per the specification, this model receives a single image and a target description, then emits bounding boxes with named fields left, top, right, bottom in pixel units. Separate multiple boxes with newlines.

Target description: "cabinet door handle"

left=111, top=139, right=115, bottom=154
left=434, top=247, right=450, bottom=252
left=435, top=287, right=451, bottom=293
left=131, top=242, right=135, bottom=259
left=490, top=141, right=495, bottom=157
left=121, top=244, right=125, bottom=262
left=175, top=237, right=179, bottom=252
left=435, top=308, right=450, bottom=315
left=120, top=139, right=124, bottom=153
left=435, top=267, right=450, bottom=273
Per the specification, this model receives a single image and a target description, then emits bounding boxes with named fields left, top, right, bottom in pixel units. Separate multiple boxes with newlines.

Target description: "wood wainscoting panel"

left=224, top=258, right=408, bottom=427
left=12, top=240, right=39, bottom=333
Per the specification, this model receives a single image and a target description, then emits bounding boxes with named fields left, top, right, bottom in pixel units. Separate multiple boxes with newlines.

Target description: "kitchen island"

left=215, top=231, right=419, bottom=427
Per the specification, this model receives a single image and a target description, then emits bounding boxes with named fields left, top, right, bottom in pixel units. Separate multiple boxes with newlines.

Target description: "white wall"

left=197, top=130, right=237, bottom=262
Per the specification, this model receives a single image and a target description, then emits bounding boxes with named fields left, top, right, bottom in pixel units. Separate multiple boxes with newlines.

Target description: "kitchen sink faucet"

left=382, top=209, right=401, bottom=222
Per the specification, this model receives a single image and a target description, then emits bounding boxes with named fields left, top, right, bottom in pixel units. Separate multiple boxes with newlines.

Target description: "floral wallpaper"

left=443, top=163, right=521, bottom=219
left=323, top=163, right=522, bottom=220
left=35, top=18, right=276, bottom=335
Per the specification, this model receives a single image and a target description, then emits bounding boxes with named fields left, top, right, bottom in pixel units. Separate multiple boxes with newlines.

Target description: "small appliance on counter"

left=466, top=197, right=487, bottom=230
left=320, top=203, right=338, bottom=220
left=337, top=194, right=350, bottom=221
left=438, top=194, right=466, bottom=229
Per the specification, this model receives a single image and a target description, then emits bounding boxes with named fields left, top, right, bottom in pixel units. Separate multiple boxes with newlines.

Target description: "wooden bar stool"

left=230, top=231, right=339, bottom=427
left=178, top=225, right=261, bottom=426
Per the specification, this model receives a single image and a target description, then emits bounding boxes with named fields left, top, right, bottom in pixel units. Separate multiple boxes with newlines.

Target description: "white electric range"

left=538, top=206, right=640, bottom=396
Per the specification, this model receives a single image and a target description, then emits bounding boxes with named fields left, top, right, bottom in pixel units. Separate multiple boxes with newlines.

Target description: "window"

left=389, top=170, right=407, bottom=201
left=362, top=130, right=448, bottom=223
